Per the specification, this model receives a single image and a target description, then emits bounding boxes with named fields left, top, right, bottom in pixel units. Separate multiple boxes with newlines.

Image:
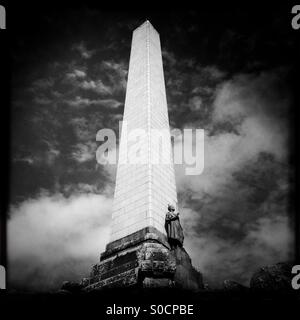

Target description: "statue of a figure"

left=165, top=204, right=184, bottom=249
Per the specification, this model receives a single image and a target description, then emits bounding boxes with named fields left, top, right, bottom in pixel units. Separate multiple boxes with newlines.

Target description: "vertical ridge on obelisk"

left=110, top=20, right=177, bottom=242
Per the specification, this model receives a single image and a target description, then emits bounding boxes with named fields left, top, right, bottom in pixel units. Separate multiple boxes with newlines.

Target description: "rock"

left=203, top=283, right=210, bottom=290
left=171, top=246, right=204, bottom=291
left=250, top=262, right=293, bottom=291
left=80, top=277, right=90, bottom=288
left=57, top=289, right=71, bottom=295
left=61, top=281, right=83, bottom=293
left=223, top=280, right=248, bottom=292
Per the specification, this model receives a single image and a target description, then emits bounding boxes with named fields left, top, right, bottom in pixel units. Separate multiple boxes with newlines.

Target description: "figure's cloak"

left=165, top=212, right=184, bottom=245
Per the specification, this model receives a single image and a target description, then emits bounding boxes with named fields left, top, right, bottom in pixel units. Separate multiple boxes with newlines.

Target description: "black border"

left=0, top=1, right=299, bottom=302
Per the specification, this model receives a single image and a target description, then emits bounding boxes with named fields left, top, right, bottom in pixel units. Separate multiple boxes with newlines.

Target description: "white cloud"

left=175, top=70, right=290, bottom=195
left=162, top=50, right=177, bottom=67
left=65, top=96, right=92, bottom=107
left=200, top=65, right=226, bottom=80
left=102, top=60, right=127, bottom=75
left=72, top=141, right=97, bottom=163
left=66, top=69, right=87, bottom=79
left=8, top=193, right=112, bottom=291
left=80, top=79, right=112, bottom=95
left=189, top=96, right=202, bottom=111
left=31, top=77, right=54, bottom=90
left=13, top=144, right=60, bottom=167
left=97, top=99, right=122, bottom=109
left=72, top=42, right=95, bottom=59
left=65, top=96, right=122, bottom=108
left=34, top=97, right=53, bottom=105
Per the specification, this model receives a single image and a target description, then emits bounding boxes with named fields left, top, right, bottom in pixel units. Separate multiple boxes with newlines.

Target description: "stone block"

left=83, top=227, right=203, bottom=291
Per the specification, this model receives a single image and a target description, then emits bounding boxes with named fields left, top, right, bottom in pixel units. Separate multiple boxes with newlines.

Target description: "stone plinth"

left=83, top=227, right=203, bottom=291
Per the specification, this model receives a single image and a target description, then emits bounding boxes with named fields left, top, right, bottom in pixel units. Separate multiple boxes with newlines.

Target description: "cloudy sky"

left=7, top=5, right=298, bottom=290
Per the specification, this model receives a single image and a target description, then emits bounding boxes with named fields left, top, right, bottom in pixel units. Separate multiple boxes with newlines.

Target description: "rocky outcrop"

left=171, top=246, right=203, bottom=291
left=60, top=281, right=84, bottom=293
left=250, top=262, right=293, bottom=291
left=223, top=280, right=248, bottom=292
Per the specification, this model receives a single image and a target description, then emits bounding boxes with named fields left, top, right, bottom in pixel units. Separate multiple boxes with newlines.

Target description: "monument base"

left=83, top=227, right=203, bottom=291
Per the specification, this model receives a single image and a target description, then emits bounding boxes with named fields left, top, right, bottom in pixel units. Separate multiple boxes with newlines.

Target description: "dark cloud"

left=175, top=67, right=293, bottom=286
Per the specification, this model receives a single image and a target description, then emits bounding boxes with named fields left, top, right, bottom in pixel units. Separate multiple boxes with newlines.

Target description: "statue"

left=165, top=204, right=184, bottom=249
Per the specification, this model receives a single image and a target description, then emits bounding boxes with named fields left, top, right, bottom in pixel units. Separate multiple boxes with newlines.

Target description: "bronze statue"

left=165, top=204, right=184, bottom=249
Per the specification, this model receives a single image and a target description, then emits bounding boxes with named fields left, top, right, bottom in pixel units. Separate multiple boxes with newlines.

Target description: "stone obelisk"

left=111, top=20, right=177, bottom=241
left=85, top=21, right=202, bottom=290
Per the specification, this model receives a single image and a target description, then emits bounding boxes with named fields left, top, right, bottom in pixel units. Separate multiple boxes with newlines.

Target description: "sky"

left=6, top=5, right=298, bottom=291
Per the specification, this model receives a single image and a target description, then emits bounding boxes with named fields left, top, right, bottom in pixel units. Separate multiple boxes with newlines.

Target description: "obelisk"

left=111, top=20, right=177, bottom=241
left=85, top=21, right=202, bottom=290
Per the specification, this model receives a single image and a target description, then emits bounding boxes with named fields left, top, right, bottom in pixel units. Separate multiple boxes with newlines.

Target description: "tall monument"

left=111, top=20, right=177, bottom=242
left=85, top=21, right=202, bottom=290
